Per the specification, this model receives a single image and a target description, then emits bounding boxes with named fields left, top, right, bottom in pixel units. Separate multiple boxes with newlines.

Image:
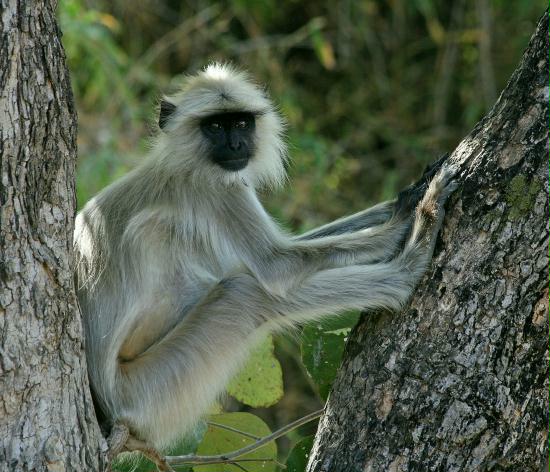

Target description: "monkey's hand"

left=393, top=153, right=449, bottom=218
left=402, top=164, right=459, bottom=268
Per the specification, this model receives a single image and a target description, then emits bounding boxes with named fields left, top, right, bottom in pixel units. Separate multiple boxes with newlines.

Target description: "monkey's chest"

left=161, top=228, right=245, bottom=284
left=184, top=245, right=245, bottom=282
left=156, top=213, right=251, bottom=287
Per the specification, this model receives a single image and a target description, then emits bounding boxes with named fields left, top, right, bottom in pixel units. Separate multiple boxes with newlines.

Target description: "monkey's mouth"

left=216, top=158, right=249, bottom=171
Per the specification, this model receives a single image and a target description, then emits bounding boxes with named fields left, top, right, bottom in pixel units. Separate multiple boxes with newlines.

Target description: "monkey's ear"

left=159, top=99, right=177, bottom=130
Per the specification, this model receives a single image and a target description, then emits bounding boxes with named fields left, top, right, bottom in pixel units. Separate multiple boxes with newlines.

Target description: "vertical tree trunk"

left=308, top=11, right=548, bottom=472
left=0, top=1, right=106, bottom=470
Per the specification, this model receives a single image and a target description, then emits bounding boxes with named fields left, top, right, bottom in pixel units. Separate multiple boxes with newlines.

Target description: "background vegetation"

left=59, top=1, right=542, bottom=470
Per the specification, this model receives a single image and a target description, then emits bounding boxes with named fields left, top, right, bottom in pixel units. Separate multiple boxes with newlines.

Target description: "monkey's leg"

left=114, top=255, right=440, bottom=450
left=297, top=154, right=450, bottom=241
left=297, top=200, right=395, bottom=240
left=291, top=211, right=412, bottom=266
left=116, top=257, right=434, bottom=447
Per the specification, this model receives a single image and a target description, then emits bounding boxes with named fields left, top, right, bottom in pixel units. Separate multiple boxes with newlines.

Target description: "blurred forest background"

left=59, top=0, right=543, bottom=460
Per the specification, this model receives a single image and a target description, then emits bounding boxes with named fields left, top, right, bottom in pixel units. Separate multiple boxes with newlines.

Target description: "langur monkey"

left=74, top=63, right=457, bottom=453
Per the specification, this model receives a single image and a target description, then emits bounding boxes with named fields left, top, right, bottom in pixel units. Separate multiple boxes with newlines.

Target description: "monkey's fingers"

left=404, top=166, right=458, bottom=254
left=394, top=153, right=452, bottom=217
left=421, top=152, right=449, bottom=181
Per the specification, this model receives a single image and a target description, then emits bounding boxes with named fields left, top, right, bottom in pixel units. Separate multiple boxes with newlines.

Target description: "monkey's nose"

left=229, top=139, right=242, bottom=151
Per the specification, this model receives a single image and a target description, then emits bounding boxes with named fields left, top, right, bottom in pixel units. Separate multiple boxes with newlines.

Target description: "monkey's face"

left=199, top=112, right=256, bottom=172
left=157, top=64, right=288, bottom=189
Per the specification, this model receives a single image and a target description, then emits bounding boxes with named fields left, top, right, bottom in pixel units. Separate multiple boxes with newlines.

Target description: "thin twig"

left=207, top=421, right=261, bottom=440
left=182, top=457, right=286, bottom=469
left=230, top=462, right=250, bottom=472
left=229, top=17, right=326, bottom=56
left=165, top=408, right=324, bottom=466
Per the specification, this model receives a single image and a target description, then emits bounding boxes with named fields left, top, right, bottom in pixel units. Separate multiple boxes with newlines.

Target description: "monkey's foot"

left=107, top=422, right=173, bottom=471
left=125, top=435, right=174, bottom=472
left=107, top=422, right=130, bottom=461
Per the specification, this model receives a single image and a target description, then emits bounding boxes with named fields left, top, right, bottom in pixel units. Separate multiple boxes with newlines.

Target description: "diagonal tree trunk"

left=307, top=11, right=548, bottom=472
left=0, top=1, right=106, bottom=471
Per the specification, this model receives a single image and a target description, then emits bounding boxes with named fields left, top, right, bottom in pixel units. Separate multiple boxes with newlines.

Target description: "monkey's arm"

left=290, top=214, right=411, bottom=267
left=239, top=198, right=412, bottom=294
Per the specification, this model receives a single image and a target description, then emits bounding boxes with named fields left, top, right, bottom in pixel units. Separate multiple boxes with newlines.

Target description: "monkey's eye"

left=235, top=120, right=248, bottom=129
left=208, top=122, right=222, bottom=131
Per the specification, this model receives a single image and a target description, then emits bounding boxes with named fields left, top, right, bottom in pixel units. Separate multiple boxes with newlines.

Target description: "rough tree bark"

left=308, top=11, right=548, bottom=472
left=0, top=1, right=106, bottom=471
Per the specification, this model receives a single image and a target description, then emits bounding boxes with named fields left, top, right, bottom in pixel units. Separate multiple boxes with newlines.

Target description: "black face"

left=200, top=112, right=256, bottom=171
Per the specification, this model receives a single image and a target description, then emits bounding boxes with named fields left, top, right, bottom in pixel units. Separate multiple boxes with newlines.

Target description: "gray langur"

left=74, top=63, right=457, bottom=452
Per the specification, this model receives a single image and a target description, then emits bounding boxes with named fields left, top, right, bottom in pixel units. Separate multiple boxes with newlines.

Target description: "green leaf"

left=307, top=310, right=360, bottom=333
left=311, top=29, right=336, bottom=70
left=286, top=436, right=315, bottom=472
left=301, top=329, right=346, bottom=400
left=227, top=335, right=283, bottom=407
left=194, top=412, right=277, bottom=472
left=301, top=311, right=359, bottom=400
left=111, top=452, right=155, bottom=472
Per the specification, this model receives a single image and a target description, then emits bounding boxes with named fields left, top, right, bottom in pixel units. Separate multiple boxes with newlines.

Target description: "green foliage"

left=60, top=0, right=129, bottom=110
left=285, top=436, right=315, bottom=472
left=228, top=335, right=284, bottom=408
left=60, top=0, right=160, bottom=207
left=111, top=453, right=156, bottom=472
left=301, top=312, right=360, bottom=400
left=194, top=413, right=277, bottom=472
left=75, top=147, right=131, bottom=209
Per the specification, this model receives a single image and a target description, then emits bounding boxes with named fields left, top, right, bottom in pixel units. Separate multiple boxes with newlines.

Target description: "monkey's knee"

left=214, top=272, right=276, bottom=322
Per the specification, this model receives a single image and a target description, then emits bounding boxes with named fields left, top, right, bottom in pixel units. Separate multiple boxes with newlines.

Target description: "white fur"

left=154, top=63, right=287, bottom=189
left=74, top=63, right=456, bottom=450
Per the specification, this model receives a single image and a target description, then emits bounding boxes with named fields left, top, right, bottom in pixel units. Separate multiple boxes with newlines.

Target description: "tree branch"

left=165, top=408, right=323, bottom=466
left=307, top=10, right=549, bottom=471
